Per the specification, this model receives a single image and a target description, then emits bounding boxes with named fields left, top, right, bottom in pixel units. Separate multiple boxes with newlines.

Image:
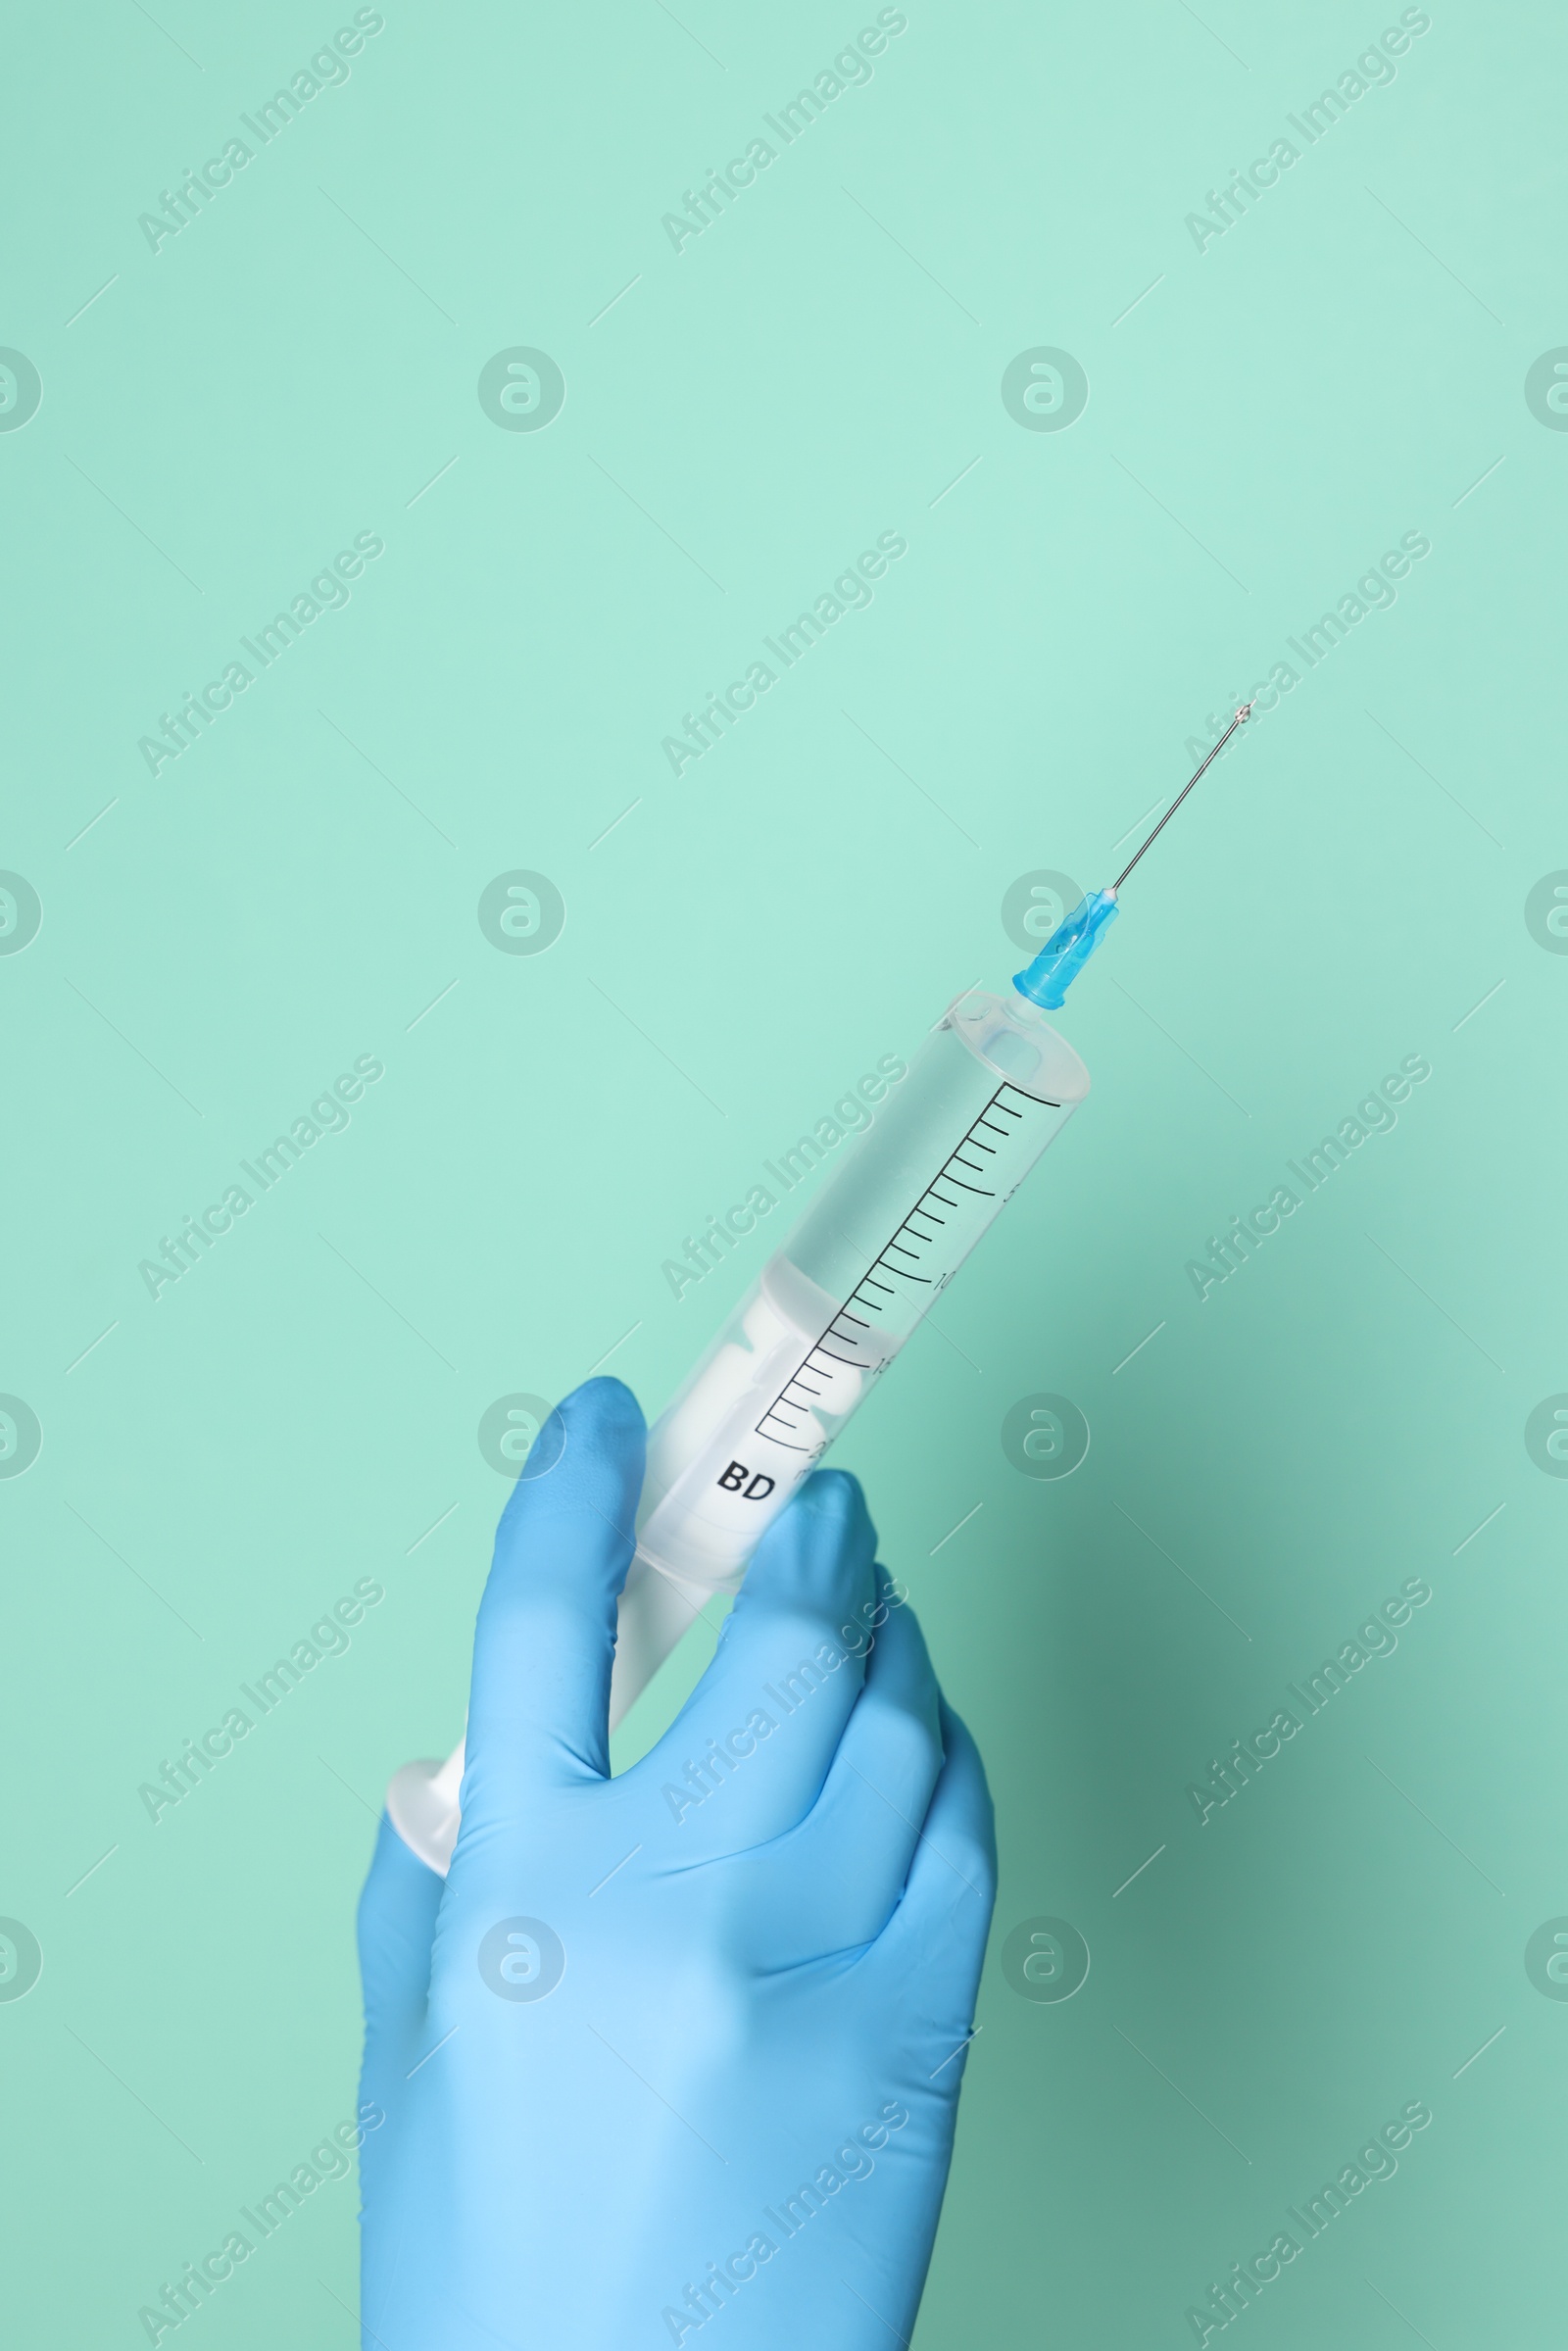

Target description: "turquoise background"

left=3, top=0, right=1564, bottom=2340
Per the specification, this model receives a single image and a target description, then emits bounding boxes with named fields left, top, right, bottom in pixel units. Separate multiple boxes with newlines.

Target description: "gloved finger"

left=873, top=1699, right=997, bottom=2034
left=633, top=1468, right=877, bottom=1852
left=357, top=1814, right=440, bottom=2082
left=783, top=1580, right=945, bottom=1950
left=462, top=1379, right=644, bottom=1834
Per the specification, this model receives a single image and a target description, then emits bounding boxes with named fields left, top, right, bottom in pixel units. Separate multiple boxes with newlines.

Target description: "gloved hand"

left=357, top=1377, right=995, bottom=2349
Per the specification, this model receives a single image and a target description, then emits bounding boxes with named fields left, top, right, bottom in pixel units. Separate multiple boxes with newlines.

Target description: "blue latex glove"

left=357, top=1377, right=995, bottom=2349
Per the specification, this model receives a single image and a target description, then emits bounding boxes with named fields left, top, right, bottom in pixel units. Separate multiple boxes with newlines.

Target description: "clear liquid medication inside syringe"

left=388, top=706, right=1252, bottom=1871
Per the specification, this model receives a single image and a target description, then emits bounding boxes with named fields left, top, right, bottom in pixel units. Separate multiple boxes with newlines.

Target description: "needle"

left=1113, top=703, right=1252, bottom=892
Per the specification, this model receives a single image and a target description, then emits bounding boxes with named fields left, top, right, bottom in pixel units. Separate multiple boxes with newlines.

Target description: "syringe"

left=388, top=706, right=1251, bottom=1871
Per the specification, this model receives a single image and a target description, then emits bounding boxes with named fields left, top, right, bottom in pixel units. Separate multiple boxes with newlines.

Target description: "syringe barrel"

left=631, top=990, right=1090, bottom=1596
left=387, top=991, right=1089, bottom=1872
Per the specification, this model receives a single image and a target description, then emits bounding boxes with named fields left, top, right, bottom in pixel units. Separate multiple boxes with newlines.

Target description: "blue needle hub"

left=1012, top=888, right=1119, bottom=1009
